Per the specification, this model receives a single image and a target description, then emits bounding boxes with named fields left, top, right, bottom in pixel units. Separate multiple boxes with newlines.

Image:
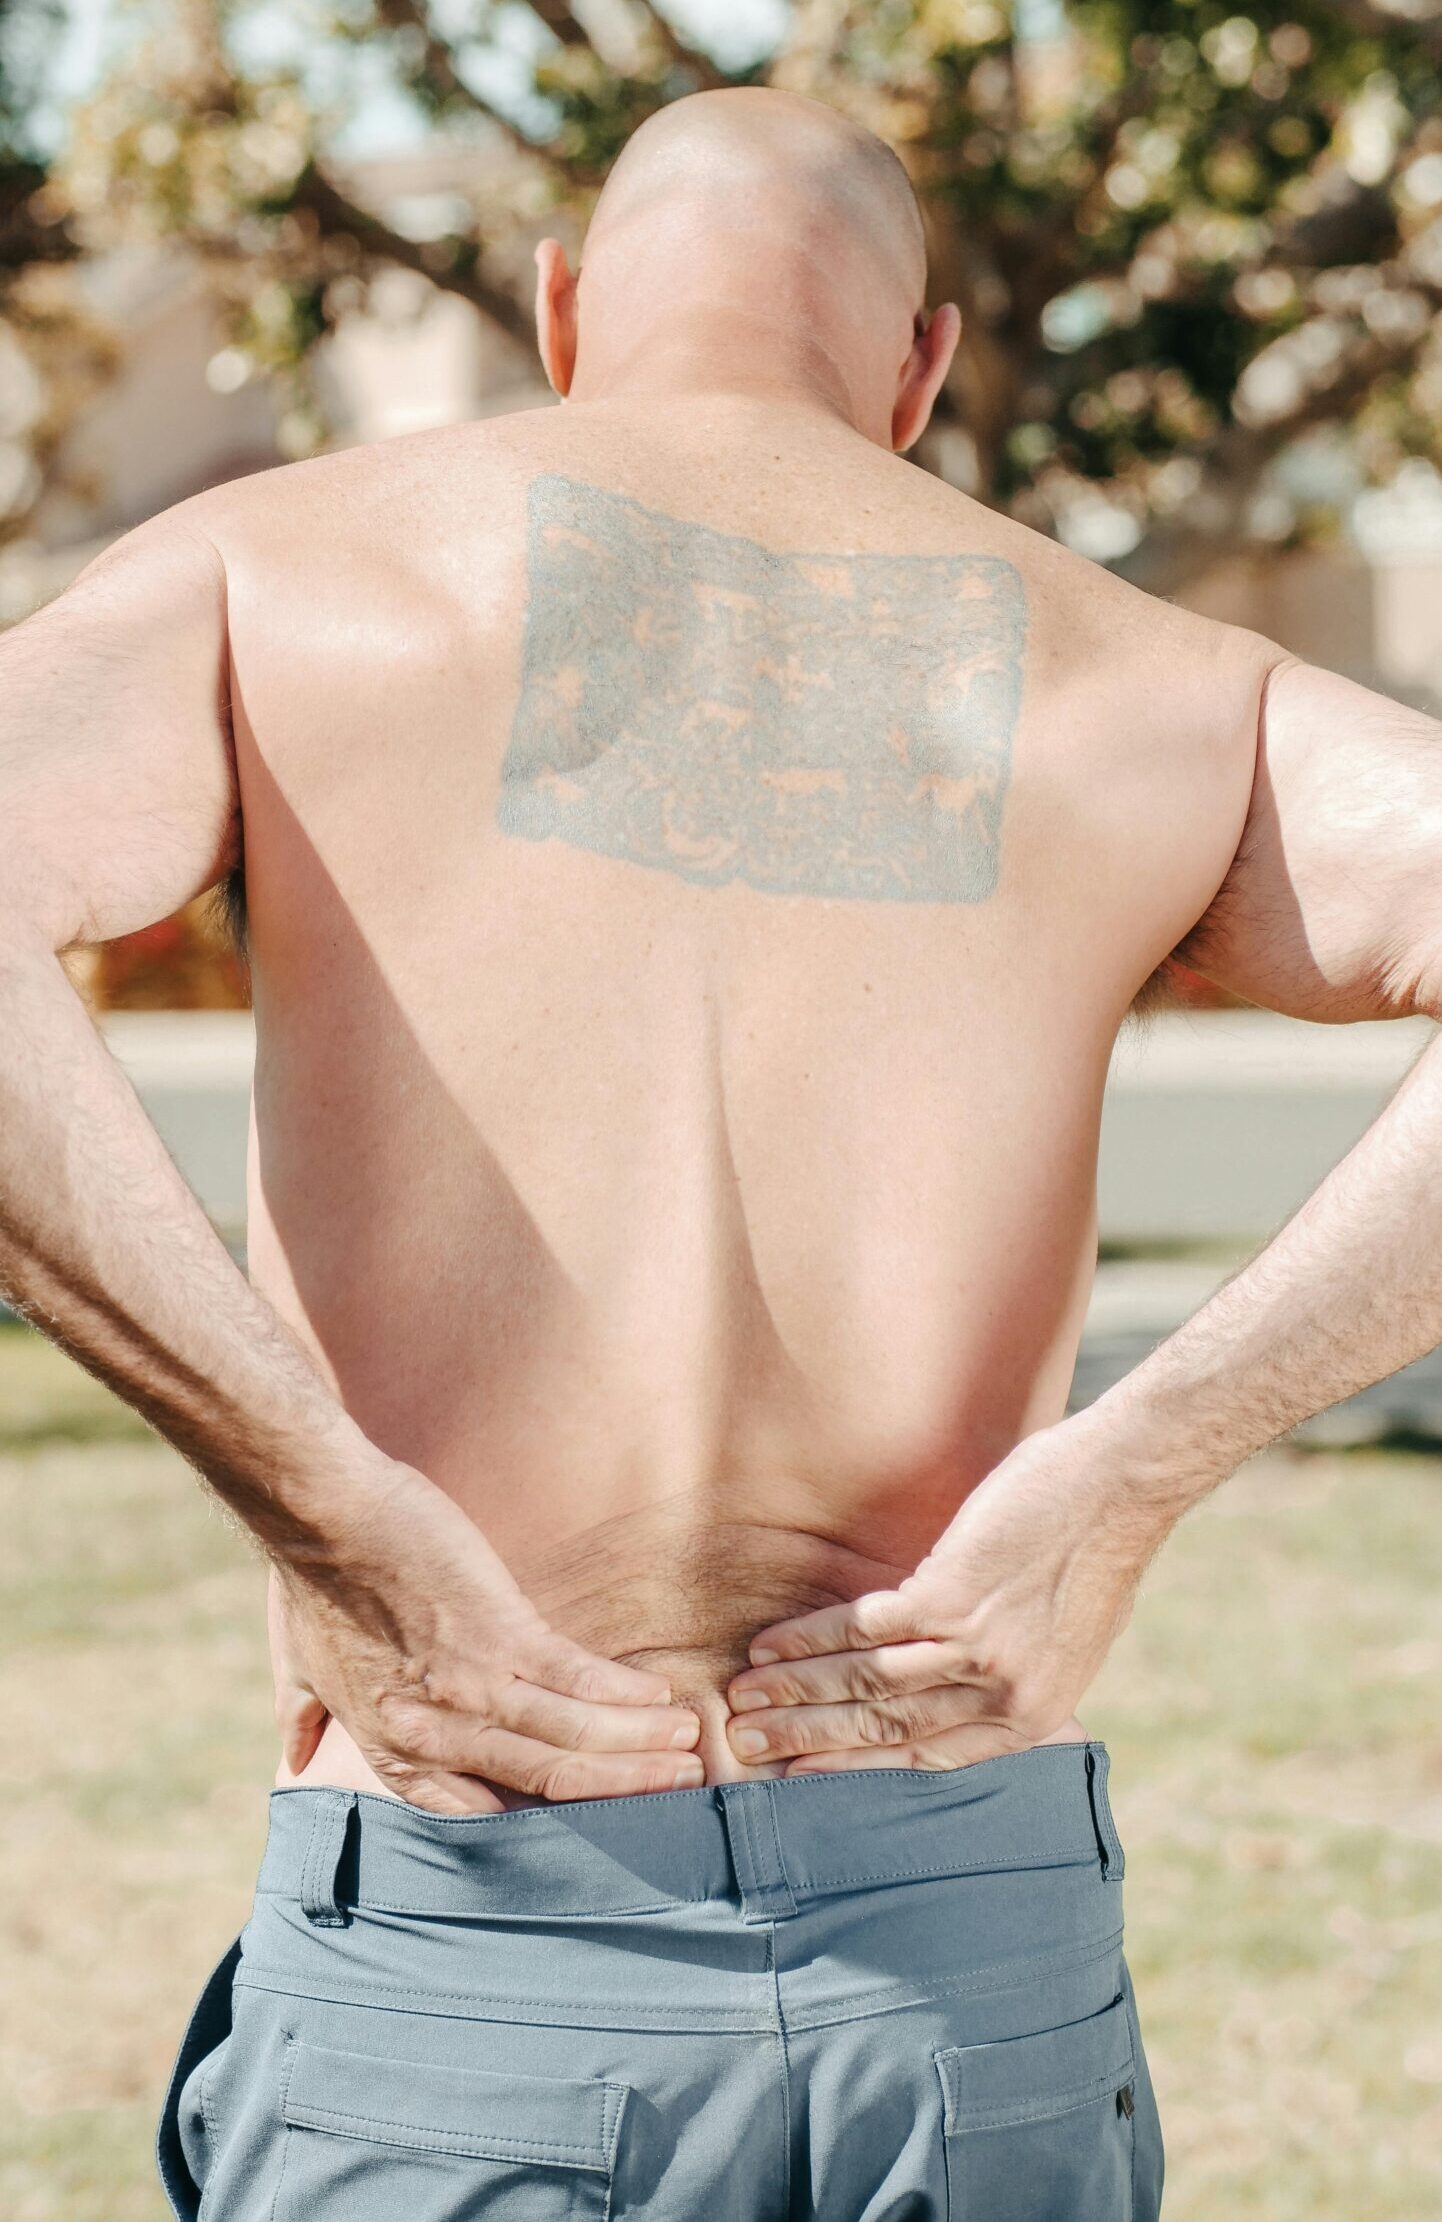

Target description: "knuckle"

left=377, top=1691, right=432, bottom=1745
left=848, top=1653, right=897, bottom=1703
left=406, top=1720, right=453, bottom=1766
left=753, top=1671, right=804, bottom=1709
left=374, top=1684, right=422, bottom=1730
left=537, top=1755, right=593, bottom=1803
left=418, top=1664, right=468, bottom=1711
left=546, top=1698, right=607, bottom=1749
left=883, top=1693, right=936, bottom=1743
left=557, top=1657, right=620, bottom=1706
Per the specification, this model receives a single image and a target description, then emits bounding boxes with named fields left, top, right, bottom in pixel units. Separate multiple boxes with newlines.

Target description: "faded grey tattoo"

left=497, top=476, right=1026, bottom=902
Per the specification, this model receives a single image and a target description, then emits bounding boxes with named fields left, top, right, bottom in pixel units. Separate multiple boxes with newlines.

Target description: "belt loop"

left=717, top=1782, right=798, bottom=1924
left=299, top=1790, right=359, bottom=1926
left=1084, top=1745, right=1126, bottom=1881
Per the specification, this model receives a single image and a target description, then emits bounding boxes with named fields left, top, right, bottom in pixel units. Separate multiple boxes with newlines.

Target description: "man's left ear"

left=891, top=303, right=961, bottom=453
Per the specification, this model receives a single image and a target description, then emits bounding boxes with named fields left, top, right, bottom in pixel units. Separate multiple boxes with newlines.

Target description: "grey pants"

left=158, top=1741, right=1163, bottom=2219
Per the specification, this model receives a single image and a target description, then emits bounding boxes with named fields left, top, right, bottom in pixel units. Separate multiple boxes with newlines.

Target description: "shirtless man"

left=2, top=84, right=1439, bottom=2221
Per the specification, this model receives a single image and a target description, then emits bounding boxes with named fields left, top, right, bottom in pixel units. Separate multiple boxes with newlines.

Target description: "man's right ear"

left=534, top=239, right=578, bottom=398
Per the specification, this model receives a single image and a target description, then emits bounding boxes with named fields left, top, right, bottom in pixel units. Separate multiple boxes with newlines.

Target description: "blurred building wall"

left=1185, top=545, right=1442, bottom=710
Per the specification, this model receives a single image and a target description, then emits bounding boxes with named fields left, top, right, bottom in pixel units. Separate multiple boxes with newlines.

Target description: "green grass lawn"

left=1, top=1320, right=1440, bottom=2218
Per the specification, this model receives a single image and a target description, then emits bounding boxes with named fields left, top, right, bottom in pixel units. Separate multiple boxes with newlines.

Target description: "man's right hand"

left=266, top=1456, right=704, bottom=1814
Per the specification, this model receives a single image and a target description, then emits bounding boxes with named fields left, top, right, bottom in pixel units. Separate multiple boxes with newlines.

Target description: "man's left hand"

left=724, top=1414, right=1177, bottom=1773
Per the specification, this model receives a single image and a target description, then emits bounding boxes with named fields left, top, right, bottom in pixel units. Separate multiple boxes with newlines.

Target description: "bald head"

left=533, top=86, right=958, bottom=452
left=585, top=88, right=927, bottom=313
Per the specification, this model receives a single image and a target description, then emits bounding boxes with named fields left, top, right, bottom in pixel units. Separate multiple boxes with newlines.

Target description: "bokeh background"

left=2, top=2, right=1441, bottom=2216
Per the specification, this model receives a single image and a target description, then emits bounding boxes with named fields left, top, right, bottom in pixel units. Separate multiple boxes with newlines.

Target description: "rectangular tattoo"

left=496, top=475, right=1026, bottom=902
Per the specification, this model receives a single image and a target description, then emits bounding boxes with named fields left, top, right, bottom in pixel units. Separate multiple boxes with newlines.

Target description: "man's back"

left=207, top=393, right=1268, bottom=1788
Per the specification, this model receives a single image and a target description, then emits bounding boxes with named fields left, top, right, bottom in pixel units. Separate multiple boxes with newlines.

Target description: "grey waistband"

left=257, top=1742, right=1122, bottom=1930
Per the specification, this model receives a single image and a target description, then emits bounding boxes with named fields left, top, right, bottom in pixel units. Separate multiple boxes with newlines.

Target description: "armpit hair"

left=205, top=856, right=250, bottom=982
left=1125, top=956, right=1185, bottom=1032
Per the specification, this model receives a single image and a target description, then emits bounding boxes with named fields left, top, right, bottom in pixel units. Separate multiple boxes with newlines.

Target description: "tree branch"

left=1116, top=294, right=1439, bottom=593
left=520, top=0, right=593, bottom=46
left=0, top=159, right=78, bottom=273
left=291, top=161, right=537, bottom=349
left=1318, top=0, right=1442, bottom=67
left=372, top=0, right=534, bottom=151
left=370, top=0, right=601, bottom=188
left=630, top=2, right=729, bottom=89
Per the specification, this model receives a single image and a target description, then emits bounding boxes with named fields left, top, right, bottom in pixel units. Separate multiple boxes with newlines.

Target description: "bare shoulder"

left=191, top=408, right=555, bottom=575
left=975, top=494, right=1272, bottom=701
left=942, top=490, right=1277, bottom=931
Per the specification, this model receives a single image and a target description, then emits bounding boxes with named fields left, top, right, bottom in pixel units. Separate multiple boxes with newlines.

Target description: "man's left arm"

left=724, top=655, right=1442, bottom=1770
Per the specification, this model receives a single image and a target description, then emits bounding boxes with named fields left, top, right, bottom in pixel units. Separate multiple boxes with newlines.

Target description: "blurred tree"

left=0, top=0, right=116, bottom=540
left=23, top=0, right=1436, bottom=593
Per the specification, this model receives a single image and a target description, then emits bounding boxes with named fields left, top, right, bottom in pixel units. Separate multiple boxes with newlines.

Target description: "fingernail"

left=729, top=1688, right=771, bottom=1712
left=731, top=1726, right=769, bottom=1757
left=671, top=1720, right=700, bottom=1748
left=674, top=1756, right=705, bottom=1785
left=750, top=1648, right=779, bottom=1665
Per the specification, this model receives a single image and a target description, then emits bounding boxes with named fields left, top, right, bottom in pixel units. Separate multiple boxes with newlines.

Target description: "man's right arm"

left=0, top=505, right=703, bottom=1809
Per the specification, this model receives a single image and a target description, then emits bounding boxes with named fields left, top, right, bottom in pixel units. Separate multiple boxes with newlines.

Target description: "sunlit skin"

left=3, top=89, right=1442, bottom=1814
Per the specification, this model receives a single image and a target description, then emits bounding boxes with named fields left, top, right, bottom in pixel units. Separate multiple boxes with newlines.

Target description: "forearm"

left=1086, top=1021, right=1442, bottom=1507
left=0, top=926, right=378, bottom=1551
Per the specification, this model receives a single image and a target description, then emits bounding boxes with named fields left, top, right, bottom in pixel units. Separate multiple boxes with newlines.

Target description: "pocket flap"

left=281, top=2038, right=627, bottom=2171
left=936, top=1994, right=1134, bottom=2133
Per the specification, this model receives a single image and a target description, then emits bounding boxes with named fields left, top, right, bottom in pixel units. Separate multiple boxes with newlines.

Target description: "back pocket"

left=274, top=2037, right=628, bottom=2220
left=934, top=1992, right=1135, bottom=2222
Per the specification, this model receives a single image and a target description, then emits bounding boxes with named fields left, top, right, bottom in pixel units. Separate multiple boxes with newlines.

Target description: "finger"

left=746, top=1589, right=922, bottom=1667
left=728, top=1638, right=970, bottom=1713
left=497, top=1683, right=702, bottom=1754
left=277, top=1686, right=329, bottom=1776
left=526, top=1633, right=677, bottom=1709
left=727, top=1684, right=995, bottom=1765
left=375, top=1763, right=509, bottom=1817
left=395, top=1721, right=708, bottom=1803
left=784, top=1721, right=1034, bottom=1777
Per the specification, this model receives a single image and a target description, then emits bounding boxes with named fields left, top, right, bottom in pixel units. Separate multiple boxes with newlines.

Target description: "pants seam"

left=769, top=1924, right=792, bottom=2217
left=738, top=1788, right=761, bottom=1917
left=779, top=1929, right=1128, bottom=2033
left=234, top=1965, right=780, bottom=2033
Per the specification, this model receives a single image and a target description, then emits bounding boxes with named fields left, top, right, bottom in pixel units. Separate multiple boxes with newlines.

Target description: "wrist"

left=1069, top=1365, right=1241, bottom=1517
left=206, top=1400, right=401, bottom=1564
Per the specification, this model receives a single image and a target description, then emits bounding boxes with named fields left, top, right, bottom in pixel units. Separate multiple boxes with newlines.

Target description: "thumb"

left=277, top=1679, right=329, bottom=1777
left=267, top=1565, right=329, bottom=1775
